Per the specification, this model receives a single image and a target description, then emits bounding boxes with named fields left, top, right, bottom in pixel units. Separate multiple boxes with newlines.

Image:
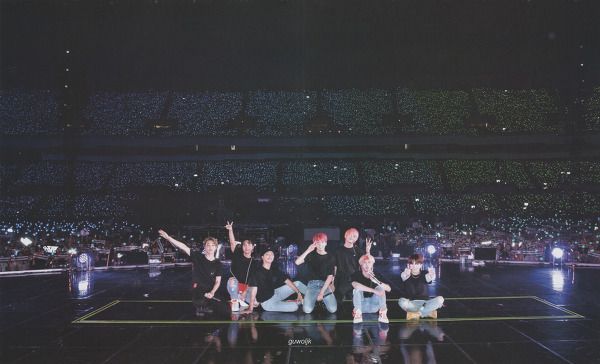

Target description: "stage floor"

left=1, top=261, right=599, bottom=364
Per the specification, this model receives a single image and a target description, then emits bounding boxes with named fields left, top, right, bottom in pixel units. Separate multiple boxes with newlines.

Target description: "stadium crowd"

left=1, top=216, right=598, bottom=267
left=2, top=87, right=587, bottom=136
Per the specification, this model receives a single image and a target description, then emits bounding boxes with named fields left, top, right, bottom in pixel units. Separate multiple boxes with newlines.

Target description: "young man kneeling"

left=246, top=247, right=306, bottom=313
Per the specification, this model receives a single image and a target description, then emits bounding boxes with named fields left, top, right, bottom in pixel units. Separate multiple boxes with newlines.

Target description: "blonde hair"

left=203, top=237, right=218, bottom=247
left=358, top=254, right=375, bottom=266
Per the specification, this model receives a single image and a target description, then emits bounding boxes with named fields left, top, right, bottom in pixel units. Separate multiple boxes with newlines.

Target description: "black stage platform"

left=1, top=261, right=599, bottom=364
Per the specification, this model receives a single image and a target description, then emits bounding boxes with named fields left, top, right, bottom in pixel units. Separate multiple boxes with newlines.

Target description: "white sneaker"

left=353, top=309, right=363, bottom=324
left=238, top=300, right=249, bottom=309
left=378, top=309, right=389, bottom=324
left=231, top=300, right=240, bottom=312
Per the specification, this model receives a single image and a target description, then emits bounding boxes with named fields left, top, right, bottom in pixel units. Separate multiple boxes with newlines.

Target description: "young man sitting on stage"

left=398, top=253, right=444, bottom=320
left=245, top=247, right=306, bottom=312
left=351, top=254, right=390, bottom=324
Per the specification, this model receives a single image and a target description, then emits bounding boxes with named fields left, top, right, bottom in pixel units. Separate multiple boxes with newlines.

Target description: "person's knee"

left=398, top=298, right=409, bottom=310
left=294, top=281, right=307, bottom=293
left=326, top=298, right=338, bottom=313
left=288, top=303, right=300, bottom=312
left=303, top=304, right=314, bottom=314
left=262, top=302, right=273, bottom=312
left=436, top=296, right=444, bottom=306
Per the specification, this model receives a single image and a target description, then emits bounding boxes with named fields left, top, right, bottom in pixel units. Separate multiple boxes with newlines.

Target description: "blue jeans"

left=398, top=296, right=444, bottom=317
left=260, top=281, right=307, bottom=312
left=227, top=277, right=248, bottom=302
left=352, top=287, right=387, bottom=313
left=303, top=280, right=337, bottom=313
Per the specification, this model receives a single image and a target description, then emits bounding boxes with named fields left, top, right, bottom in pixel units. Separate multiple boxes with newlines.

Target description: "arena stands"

left=0, top=90, right=60, bottom=135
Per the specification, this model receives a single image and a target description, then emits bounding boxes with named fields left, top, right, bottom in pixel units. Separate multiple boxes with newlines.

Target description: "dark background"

left=2, top=0, right=598, bottom=91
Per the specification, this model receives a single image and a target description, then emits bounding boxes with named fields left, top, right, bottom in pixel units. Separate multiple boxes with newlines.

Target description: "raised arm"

left=224, top=221, right=237, bottom=253
left=425, top=266, right=436, bottom=283
left=295, top=242, right=316, bottom=265
left=400, top=265, right=411, bottom=281
left=158, top=230, right=190, bottom=256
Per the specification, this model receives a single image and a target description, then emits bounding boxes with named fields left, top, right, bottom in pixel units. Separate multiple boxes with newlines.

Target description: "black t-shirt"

left=335, top=245, right=365, bottom=280
left=230, top=245, right=254, bottom=284
left=401, top=271, right=430, bottom=300
left=190, top=251, right=222, bottom=292
left=305, top=251, right=335, bottom=281
left=350, top=270, right=380, bottom=298
left=249, top=265, right=290, bottom=303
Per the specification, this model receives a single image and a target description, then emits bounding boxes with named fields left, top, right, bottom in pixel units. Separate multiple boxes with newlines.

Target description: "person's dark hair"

left=408, top=253, right=424, bottom=265
left=261, top=246, right=276, bottom=257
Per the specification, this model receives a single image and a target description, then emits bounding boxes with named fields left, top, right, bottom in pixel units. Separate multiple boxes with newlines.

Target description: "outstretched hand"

left=158, top=230, right=170, bottom=239
left=225, top=221, right=233, bottom=231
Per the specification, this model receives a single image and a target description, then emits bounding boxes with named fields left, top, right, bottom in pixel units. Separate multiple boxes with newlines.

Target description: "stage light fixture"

left=78, top=253, right=89, bottom=264
left=20, top=237, right=33, bottom=246
left=43, top=246, right=58, bottom=254
left=551, top=248, right=564, bottom=259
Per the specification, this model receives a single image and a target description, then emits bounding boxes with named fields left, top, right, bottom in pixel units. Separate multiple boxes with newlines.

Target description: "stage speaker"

left=474, top=247, right=496, bottom=261
left=126, top=251, right=149, bottom=265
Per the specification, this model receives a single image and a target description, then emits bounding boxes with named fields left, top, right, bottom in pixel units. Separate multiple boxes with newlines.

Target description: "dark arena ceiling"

left=1, top=0, right=598, bottom=91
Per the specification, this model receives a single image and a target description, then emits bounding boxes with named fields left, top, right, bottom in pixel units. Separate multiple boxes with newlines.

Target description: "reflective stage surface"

left=1, top=261, right=599, bottom=364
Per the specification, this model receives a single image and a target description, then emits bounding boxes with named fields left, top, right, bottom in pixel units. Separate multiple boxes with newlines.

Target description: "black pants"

left=334, top=277, right=353, bottom=305
left=192, top=287, right=229, bottom=316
